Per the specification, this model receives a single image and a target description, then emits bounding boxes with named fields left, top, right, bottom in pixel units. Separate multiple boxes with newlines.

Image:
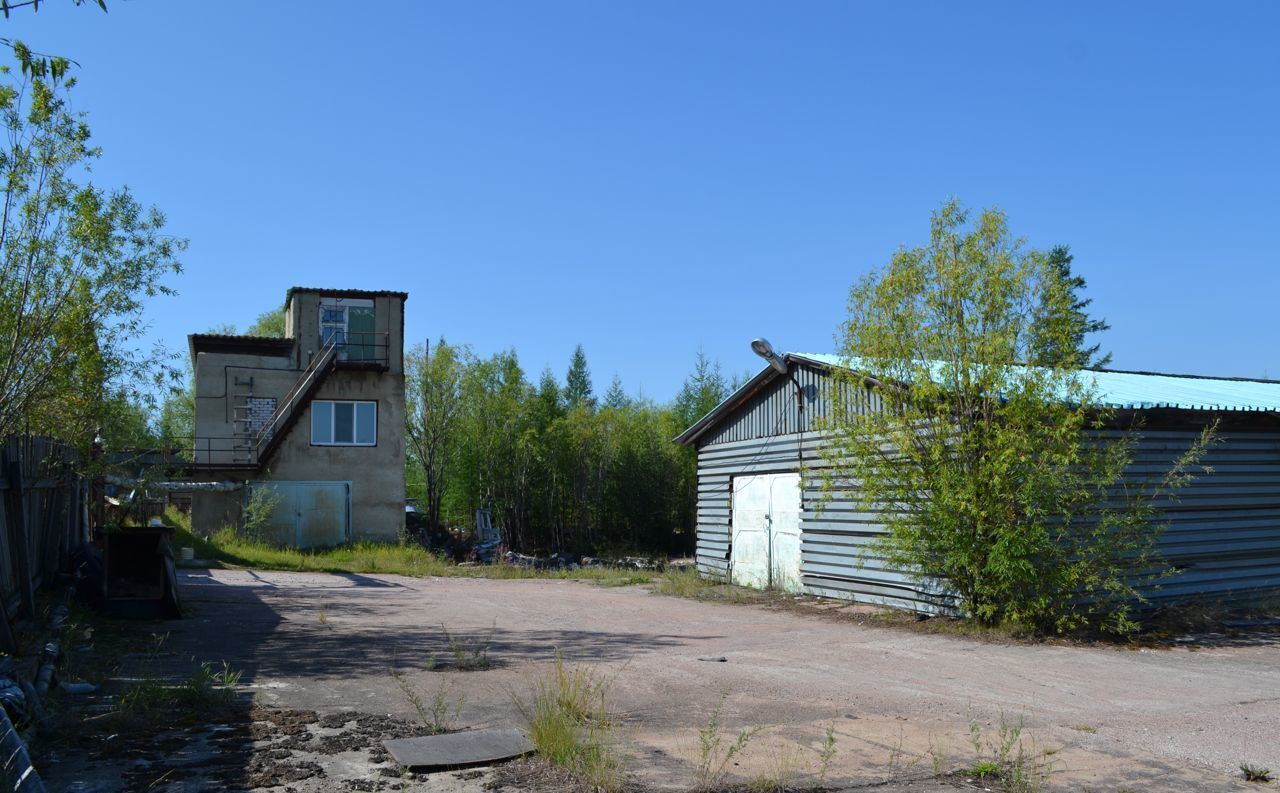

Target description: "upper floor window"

left=311, top=400, right=377, bottom=446
left=319, top=297, right=376, bottom=361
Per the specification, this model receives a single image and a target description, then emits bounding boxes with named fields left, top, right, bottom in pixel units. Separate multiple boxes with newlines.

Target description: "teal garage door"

left=247, top=481, right=351, bottom=549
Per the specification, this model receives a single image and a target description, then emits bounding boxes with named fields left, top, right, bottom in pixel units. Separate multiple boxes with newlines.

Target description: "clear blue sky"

left=6, top=2, right=1278, bottom=399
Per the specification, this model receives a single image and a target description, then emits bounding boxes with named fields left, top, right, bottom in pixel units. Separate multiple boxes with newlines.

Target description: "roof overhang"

left=285, top=287, right=409, bottom=308
left=673, top=353, right=841, bottom=447
left=188, top=333, right=295, bottom=362
left=672, top=352, right=1280, bottom=447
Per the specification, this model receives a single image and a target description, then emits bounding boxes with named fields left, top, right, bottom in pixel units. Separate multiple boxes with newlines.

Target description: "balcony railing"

left=325, top=332, right=392, bottom=368
left=183, top=436, right=259, bottom=468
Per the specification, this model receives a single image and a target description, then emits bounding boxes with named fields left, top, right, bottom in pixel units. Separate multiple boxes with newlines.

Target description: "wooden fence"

left=0, top=436, right=88, bottom=654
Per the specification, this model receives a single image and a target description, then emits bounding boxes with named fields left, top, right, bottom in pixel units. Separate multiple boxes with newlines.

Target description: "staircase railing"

left=251, top=336, right=341, bottom=466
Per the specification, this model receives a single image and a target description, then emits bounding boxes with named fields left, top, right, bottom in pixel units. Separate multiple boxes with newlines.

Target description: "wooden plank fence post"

left=4, top=461, right=36, bottom=620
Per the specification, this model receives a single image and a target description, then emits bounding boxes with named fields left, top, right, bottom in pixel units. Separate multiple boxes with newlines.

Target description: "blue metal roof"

left=791, top=353, right=1280, bottom=413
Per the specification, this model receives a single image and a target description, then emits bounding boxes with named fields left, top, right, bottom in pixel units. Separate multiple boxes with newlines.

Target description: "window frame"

left=319, top=297, right=375, bottom=360
left=310, top=399, right=378, bottom=447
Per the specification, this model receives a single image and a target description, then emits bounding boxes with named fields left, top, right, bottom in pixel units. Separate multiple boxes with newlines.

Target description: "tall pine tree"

left=1030, top=245, right=1112, bottom=369
left=564, top=344, right=595, bottom=409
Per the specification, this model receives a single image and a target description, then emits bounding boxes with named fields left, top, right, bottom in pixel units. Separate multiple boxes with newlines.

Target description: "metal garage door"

left=730, top=473, right=802, bottom=592
left=247, top=481, right=351, bottom=549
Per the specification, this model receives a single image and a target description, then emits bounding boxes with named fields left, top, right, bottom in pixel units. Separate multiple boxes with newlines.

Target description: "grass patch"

left=652, top=566, right=764, bottom=604
left=118, top=660, right=241, bottom=718
left=517, top=654, right=624, bottom=793
left=164, top=506, right=656, bottom=585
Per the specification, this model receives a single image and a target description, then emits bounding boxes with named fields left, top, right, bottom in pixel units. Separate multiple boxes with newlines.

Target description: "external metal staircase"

left=250, top=337, right=340, bottom=467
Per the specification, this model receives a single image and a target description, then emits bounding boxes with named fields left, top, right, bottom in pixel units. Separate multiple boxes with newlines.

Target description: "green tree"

left=0, top=1, right=107, bottom=18
left=603, top=374, right=629, bottom=410
left=405, top=338, right=467, bottom=535
left=673, top=351, right=728, bottom=428
left=820, top=200, right=1212, bottom=634
left=157, top=373, right=194, bottom=455
left=246, top=301, right=287, bottom=337
left=1029, top=245, right=1111, bottom=369
left=0, top=43, right=184, bottom=449
left=564, top=344, right=594, bottom=410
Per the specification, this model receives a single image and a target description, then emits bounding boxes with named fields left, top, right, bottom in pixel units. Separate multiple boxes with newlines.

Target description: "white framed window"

left=311, top=400, right=377, bottom=446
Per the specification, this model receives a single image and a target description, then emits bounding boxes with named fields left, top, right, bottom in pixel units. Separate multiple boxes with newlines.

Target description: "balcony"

left=326, top=331, right=392, bottom=371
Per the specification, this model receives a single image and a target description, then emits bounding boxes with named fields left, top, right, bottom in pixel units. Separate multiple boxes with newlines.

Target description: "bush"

left=821, top=201, right=1214, bottom=634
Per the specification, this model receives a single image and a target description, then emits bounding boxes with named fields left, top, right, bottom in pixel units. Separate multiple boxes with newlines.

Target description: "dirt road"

left=53, top=569, right=1278, bottom=791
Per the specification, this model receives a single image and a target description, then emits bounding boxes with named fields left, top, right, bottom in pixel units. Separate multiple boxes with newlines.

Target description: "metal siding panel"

left=693, top=417, right=1280, bottom=613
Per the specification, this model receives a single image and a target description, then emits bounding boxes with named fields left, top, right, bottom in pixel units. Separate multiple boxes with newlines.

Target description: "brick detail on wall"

left=246, top=397, right=277, bottom=434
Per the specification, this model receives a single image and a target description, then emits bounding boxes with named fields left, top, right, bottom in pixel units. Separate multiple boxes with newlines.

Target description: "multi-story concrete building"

left=187, top=287, right=407, bottom=547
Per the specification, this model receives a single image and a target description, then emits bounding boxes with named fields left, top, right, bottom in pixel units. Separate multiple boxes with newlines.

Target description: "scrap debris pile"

left=405, top=507, right=672, bottom=571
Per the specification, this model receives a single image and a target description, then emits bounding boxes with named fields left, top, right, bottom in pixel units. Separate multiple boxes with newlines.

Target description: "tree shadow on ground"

left=119, top=569, right=709, bottom=686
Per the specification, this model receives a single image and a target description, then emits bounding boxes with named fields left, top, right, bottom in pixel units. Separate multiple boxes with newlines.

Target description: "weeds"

left=746, top=742, right=805, bottom=793
left=1241, top=763, right=1273, bottom=783
left=517, top=653, right=623, bottom=793
left=951, top=712, right=1053, bottom=793
left=694, top=695, right=760, bottom=791
left=595, top=573, right=655, bottom=587
left=241, top=486, right=282, bottom=542
left=118, top=661, right=240, bottom=717
left=441, top=623, right=495, bottom=670
left=391, top=670, right=462, bottom=734
left=654, top=567, right=761, bottom=604
left=817, top=723, right=838, bottom=784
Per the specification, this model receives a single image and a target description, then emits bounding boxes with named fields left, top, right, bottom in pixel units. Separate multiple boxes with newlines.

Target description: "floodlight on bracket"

left=751, top=338, right=804, bottom=411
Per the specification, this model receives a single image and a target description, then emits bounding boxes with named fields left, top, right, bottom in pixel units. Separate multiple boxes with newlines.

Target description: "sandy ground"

left=46, top=568, right=1280, bottom=791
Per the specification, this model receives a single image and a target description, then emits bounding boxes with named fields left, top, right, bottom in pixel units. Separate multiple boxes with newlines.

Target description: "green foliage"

left=241, top=486, right=281, bottom=542
left=157, top=367, right=194, bottom=456
left=1029, top=245, right=1111, bottom=369
left=246, top=301, right=287, bottom=337
left=165, top=513, right=663, bottom=583
left=0, top=40, right=184, bottom=450
left=440, top=622, right=494, bottom=670
left=673, top=350, right=730, bottom=429
left=603, top=374, right=629, bottom=410
left=519, top=653, right=623, bottom=793
left=820, top=200, right=1214, bottom=634
left=391, top=670, right=462, bottom=734
left=959, top=713, right=1053, bottom=793
left=564, top=343, right=595, bottom=410
left=1240, top=763, right=1273, bottom=783
left=405, top=338, right=467, bottom=534
left=0, top=1, right=107, bottom=20
left=695, top=695, right=760, bottom=790
left=404, top=342, right=703, bottom=556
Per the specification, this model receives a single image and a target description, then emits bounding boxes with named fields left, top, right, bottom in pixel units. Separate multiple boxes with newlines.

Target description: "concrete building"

left=675, top=351, right=1280, bottom=612
left=187, top=287, right=408, bottom=547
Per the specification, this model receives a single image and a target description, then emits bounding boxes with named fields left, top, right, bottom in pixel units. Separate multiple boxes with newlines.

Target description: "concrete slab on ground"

left=383, top=728, right=534, bottom=769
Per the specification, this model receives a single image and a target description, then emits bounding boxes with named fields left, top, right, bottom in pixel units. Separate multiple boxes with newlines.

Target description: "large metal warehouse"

left=675, top=351, right=1280, bottom=612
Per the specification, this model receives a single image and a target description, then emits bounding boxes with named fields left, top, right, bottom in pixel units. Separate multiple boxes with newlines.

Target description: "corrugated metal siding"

left=694, top=377, right=1280, bottom=610
left=701, top=364, right=880, bottom=446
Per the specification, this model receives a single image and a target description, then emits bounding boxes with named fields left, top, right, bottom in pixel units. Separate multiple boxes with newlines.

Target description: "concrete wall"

left=286, top=292, right=404, bottom=374
left=265, top=369, right=406, bottom=541
left=192, top=350, right=298, bottom=465
left=191, top=290, right=407, bottom=544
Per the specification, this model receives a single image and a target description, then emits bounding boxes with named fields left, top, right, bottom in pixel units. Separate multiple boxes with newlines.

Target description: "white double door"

left=730, top=472, right=802, bottom=592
